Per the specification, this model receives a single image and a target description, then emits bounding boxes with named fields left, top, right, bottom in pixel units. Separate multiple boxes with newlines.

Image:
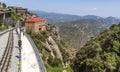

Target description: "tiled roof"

left=26, top=17, right=44, bottom=23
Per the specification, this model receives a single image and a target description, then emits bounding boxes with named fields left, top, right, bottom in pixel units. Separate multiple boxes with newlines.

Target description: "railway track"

left=0, top=31, right=9, bottom=36
left=0, top=28, right=14, bottom=36
left=0, top=29, right=14, bottom=72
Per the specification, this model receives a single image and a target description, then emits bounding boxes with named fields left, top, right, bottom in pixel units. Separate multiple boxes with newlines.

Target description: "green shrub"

left=73, top=24, right=120, bottom=72
left=48, top=57, right=61, bottom=67
left=45, top=63, right=63, bottom=72
left=0, top=26, right=7, bottom=31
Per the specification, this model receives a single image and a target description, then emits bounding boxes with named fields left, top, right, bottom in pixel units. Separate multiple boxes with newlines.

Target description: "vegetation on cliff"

left=27, top=24, right=73, bottom=72
left=73, top=24, right=120, bottom=72
left=58, top=19, right=107, bottom=49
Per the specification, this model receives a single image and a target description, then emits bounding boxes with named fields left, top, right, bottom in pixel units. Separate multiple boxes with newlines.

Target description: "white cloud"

left=93, top=8, right=97, bottom=10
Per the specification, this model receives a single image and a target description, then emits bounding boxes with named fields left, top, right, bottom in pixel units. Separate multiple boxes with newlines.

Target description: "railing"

left=25, top=33, right=46, bottom=72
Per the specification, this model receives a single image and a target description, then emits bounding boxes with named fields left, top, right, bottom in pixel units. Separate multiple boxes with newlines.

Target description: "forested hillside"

left=58, top=19, right=107, bottom=49
left=73, top=24, right=120, bottom=72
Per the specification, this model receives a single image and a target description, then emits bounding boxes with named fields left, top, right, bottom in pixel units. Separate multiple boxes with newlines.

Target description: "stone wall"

left=25, top=21, right=47, bottom=33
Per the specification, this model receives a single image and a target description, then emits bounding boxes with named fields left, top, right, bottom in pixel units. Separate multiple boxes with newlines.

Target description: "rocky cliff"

left=28, top=24, right=70, bottom=68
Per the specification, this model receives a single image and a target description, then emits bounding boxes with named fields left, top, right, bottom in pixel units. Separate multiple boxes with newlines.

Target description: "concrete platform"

left=21, top=32, right=40, bottom=72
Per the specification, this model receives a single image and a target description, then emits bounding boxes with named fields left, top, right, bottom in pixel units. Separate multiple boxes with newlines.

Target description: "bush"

left=73, top=24, right=120, bottom=72
left=0, top=26, right=7, bottom=31
left=48, top=56, right=61, bottom=67
left=45, top=63, right=63, bottom=72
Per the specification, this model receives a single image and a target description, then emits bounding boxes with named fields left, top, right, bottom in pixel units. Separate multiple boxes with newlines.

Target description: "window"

left=39, top=28, right=41, bottom=31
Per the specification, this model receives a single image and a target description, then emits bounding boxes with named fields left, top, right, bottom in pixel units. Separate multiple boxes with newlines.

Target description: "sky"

left=0, top=0, right=120, bottom=17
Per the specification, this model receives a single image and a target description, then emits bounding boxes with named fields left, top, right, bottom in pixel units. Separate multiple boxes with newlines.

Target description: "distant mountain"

left=30, top=10, right=120, bottom=26
left=104, top=17, right=120, bottom=26
left=73, top=24, right=120, bottom=72
left=81, top=16, right=120, bottom=26
left=30, top=10, right=81, bottom=24
left=30, top=10, right=120, bottom=49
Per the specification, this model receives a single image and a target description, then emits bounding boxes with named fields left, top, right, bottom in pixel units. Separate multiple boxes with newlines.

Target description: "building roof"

left=26, top=17, right=44, bottom=23
left=0, top=9, right=11, bottom=14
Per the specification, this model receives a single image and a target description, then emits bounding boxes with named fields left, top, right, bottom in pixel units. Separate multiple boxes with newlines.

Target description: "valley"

left=32, top=10, right=120, bottom=49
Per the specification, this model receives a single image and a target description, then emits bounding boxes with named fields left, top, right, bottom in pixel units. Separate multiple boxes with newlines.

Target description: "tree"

left=10, top=9, right=18, bottom=20
left=73, top=24, right=120, bottom=72
left=2, top=3, right=6, bottom=8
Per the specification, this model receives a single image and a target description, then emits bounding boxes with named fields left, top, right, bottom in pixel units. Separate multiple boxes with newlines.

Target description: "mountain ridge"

left=30, top=10, right=120, bottom=49
left=30, top=10, right=120, bottom=25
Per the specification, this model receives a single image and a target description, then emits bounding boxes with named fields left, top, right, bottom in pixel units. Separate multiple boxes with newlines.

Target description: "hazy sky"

left=0, top=0, right=120, bottom=17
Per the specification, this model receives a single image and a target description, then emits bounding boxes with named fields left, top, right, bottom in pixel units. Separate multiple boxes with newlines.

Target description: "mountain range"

left=30, top=10, right=81, bottom=24
left=30, top=10, right=120, bottom=26
left=30, top=10, right=120, bottom=49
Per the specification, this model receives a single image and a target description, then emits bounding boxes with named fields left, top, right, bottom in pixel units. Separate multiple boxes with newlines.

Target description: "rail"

left=0, top=28, right=15, bottom=36
left=25, top=33, right=46, bottom=72
left=0, top=29, right=14, bottom=72
left=0, top=30, right=9, bottom=36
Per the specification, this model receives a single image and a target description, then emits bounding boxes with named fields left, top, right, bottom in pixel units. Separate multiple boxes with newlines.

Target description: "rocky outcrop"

left=46, top=24, right=60, bottom=40
left=47, top=36, right=63, bottom=61
left=41, top=35, right=64, bottom=64
left=29, top=23, right=68, bottom=66
left=41, top=41, right=55, bottom=59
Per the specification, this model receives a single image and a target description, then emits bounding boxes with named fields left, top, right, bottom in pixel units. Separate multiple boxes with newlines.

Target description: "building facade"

left=25, top=17, right=47, bottom=33
left=0, top=9, right=11, bottom=26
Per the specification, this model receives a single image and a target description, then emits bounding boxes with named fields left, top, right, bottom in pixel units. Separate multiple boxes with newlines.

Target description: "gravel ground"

left=21, top=32, right=40, bottom=72
left=0, top=32, right=9, bottom=60
left=8, top=30, right=19, bottom=72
